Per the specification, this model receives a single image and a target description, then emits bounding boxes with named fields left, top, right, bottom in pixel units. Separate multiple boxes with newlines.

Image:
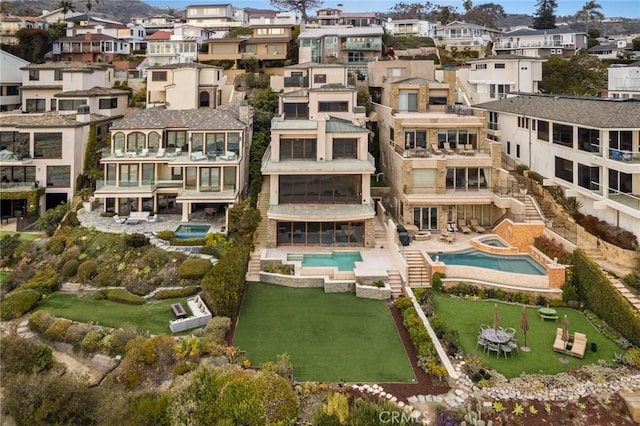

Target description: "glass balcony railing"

left=609, top=148, right=639, bottom=162
left=608, top=188, right=640, bottom=211
left=284, top=76, right=309, bottom=87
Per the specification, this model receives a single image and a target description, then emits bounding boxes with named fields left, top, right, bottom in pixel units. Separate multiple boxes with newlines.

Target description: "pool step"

left=405, top=249, right=430, bottom=288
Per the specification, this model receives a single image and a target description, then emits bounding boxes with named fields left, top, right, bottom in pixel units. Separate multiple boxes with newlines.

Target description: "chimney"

left=76, top=105, right=91, bottom=123
left=238, top=100, right=253, bottom=125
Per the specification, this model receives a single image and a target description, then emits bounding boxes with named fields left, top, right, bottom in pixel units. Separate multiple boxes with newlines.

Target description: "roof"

left=146, top=62, right=222, bottom=70
left=501, top=27, right=586, bottom=37
left=20, top=62, right=112, bottom=72
left=0, top=112, right=114, bottom=128
left=443, top=20, right=500, bottom=32
left=325, top=117, right=369, bottom=133
left=474, top=94, right=640, bottom=129
left=285, top=62, right=346, bottom=69
left=588, top=44, right=618, bottom=52
left=54, top=87, right=131, bottom=97
left=311, top=83, right=354, bottom=92
left=299, top=26, right=384, bottom=38
left=110, top=106, right=248, bottom=131
left=146, top=30, right=173, bottom=40
left=392, top=77, right=440, bottom=85
left=54, top=33, right=121, bottom=42
left=243, top=37, right=290, bottom=44
left=341, top=12, right=379, bottom=18
left=466, top=54, right=545, bottom=62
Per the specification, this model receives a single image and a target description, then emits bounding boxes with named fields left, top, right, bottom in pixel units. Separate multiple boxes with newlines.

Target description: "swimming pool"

left=287, top=251, right=362, bottom=271
left=479, top=237, right=509, bottom=248
left=430, top=249, right=546, bottom=275
left=175, top=224, right=211, bottom=239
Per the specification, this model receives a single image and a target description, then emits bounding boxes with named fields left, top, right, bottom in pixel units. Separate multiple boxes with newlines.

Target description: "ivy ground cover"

left=234, top=283, right=414, bottom=382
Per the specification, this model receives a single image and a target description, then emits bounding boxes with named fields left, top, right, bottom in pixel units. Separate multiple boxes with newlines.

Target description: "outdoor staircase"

left=405, top=249, right=430, bottom=288
left=387, top=270, right=404, bottom=298
left=374, top=219, right=386, bottom=248
left=523, top=195, right=545, bottom=222
left=245, top=251, right=262, bottom=283
left=254, top=179, right=270, bottom=248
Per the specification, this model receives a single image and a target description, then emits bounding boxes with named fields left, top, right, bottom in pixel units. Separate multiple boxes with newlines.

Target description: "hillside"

left=3, top=0, right=164, bottom=23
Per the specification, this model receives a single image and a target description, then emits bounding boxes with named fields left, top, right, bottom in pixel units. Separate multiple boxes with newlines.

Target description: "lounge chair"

left=114, top=149, right=124, bottom=158
left=112, top=214, right=126, bottom=224
left=219, top=151, right=237, bottom=161
left=553, top=328, right=566, bottom=352
left=139, top=148, right=149, bottom=157
left=431, top=144, right=443, bottom=155
left=438, top=229, right=449, bottom=241
left=443, top=142, right=455, bottom=155
left=469, top=218, right=486, bottom=233
left=190, top=151, right=208, bottom=161
left=156, top=148, right=165, bottom=158
left=570, top=332, right=587, bottom=359
left=464, top=144, right=476, bottom=155
left=457, top=219, right=472, bottom=234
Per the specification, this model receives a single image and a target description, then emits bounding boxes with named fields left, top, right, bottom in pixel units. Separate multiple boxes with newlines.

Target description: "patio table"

left=481, top=328, right=511, bottom=344
left=538, top=307, right=558, bottom=321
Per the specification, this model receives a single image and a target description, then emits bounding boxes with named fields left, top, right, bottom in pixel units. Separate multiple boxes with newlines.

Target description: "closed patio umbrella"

left=520, top=305, right=530, bottom=351
left=493, top=303, right=499, bottom=331
left=561, top=314, right=569, bottom=342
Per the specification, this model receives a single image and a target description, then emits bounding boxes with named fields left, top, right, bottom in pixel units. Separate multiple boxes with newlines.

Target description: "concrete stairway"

left=254, top=179, right=270, bottom=248
left=374, top=219, right=386, bottom=248
left=388, top=270, right=404, bottom=298
left=405, top=249, right=430, bottom=288
left=245, top=250, right=262, bottom=283
left=524, top=195, right=545, bottom=222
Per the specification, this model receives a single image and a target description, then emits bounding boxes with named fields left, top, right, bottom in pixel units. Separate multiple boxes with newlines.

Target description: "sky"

left=147, top=0, right=640, bottom=19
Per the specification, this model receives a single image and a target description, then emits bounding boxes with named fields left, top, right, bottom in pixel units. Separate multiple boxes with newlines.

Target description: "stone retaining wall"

left=325, top=281, right=354, bottom=293
left=259, top=272, right=324, bottom=288
left=355, top=283, right=391, bottom=300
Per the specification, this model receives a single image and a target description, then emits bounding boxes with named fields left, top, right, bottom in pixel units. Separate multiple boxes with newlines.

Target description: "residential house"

left=0, top=108, right=117, bottom=217
left=368, top=60, right=505, bottom=233
left=315, top=6, right=383, bottom=27
left=608, top=61, right=640, bottom=99
left=199, top=24, right=293, bottom=67
left=475, top=94, right=640, bottom=240
left=457, top=55, right=545, bottom=105
left=185, top=3, right=245, bottom=30
left=93, top=103, right=254, bottom=224
left=247, top=9, right=300, bottom=26
left=146, top=62, right=227, bottom=109
left=384, top=19, right=436, bottom=38
left=298, top=26, right=384, bottom=75
left=588, top=43, right=627, bottom=60
left=260, top=68, right=375, bottom=247
left=131, top=14, right=182, bottom=35
left=270, top=62, right=349, bottom=93
left=0, top=49, right=29, bottom=112
left=51, top=33, right=130, bottom=63
left=38, top=8, right=77, bottom=24
left=19, top=62, right=127, bottom=116
left=494, top=27, right=588, bottom=57
left=146, top=25, right=214, bottom=67
left=61, top=20, right=147, bottom=54
left=439, top=21, right=501, bottom=54
left=0, top=14, right=48, bottom=45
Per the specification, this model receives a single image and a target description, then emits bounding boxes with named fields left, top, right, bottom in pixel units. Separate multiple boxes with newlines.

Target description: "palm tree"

left=58, top=0, right=75, bottom=15
left=575, top=1, right=604, bottom=35
left=85, top=0, right=99, bottom=13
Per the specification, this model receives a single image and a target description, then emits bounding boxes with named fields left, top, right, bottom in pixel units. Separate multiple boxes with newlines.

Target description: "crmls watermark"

left=378, top=410, right=428, bottom=424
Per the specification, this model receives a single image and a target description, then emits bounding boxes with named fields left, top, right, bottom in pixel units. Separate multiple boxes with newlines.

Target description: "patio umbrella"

left=561, top=314, right=569, bottom=342
left=520, top=305, right=530, bottom=351
left=493, top=303, right=499, bottom=331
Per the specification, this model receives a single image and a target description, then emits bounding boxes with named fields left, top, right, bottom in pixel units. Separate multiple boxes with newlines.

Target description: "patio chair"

left=500, top=344, right=513, bottom=358
left=431, top=144, right=443, bottom=155
left=443, top=142, right=455, bottom=155
left=504, top=327, right=516, bottom=337
left=156, top=148, right=166, bottom=158
left=438, top=230, right=449, bottom=241
left=457, top=219, right=472, bottom=234
left=507, top=339, right=519, bottom=352
left=476, top=336, right=487, bottom=350
left=112, top=214, right=126, bottom=224
left=139, top=148, right=149, bottom=157
left=114, top=149, right=124, bottom=158
left=469, top=218, right=486, bottom=233
left=446, top=233, right=456, bottom=244
left=486, top=342, right=501, bottom=358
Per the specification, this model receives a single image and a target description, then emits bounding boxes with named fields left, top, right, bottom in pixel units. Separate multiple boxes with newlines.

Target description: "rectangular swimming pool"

left=430, top=249, right=546, bottom=275
left=287, top=251, right=362, bottom=271
left=175, top=224, right=211, bottom=239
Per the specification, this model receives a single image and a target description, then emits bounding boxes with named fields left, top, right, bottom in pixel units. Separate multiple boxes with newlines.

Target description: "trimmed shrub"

left=156, top=230, right=175, bottom=241
left=170, top=237, right=206, bottom=246
left=46, top=235, right=67, bottom=255
left=109, top=325, right=138, bottom=356
left=573, top=249, right=640, bottom=345
left=0, top=335, right=52, bottom=376
left=263, top=262, right=294, bottom=275
left=77, top=260, right=98, bottom=283
left=431, top=272, right=445, bottom=292
left=63, top=322, right=92, bottom=345
left=154, top=286, right=199, bottom=300
left=59, top=245, right=81, bottom=265
left=81, top=329, right=106, bottom=353
left=21, top=265, right=60, bottom=293
left=574, top=214, right=638, bottom=250
left=124, top=233, right=149, bottom=248
left=93, top=269, right=121, bottom=288
left=203, top=316, right=231, bottom=343
left=142, top=247, right=170, bottom=268
left=106, top=288, right=146, bottom=305
left=44, top=318, right=73, bottom=341
left=126, top=280, right=154, bottom=296
left=534, top=235, right=572, bottom=265
left=61, top=259, right=80, bottom=278
left=0, top=289, right=41, bottom=320
left=178, top=258, right=213, bottom=280
left=28, top=310, right=56, bottom=334
left=61, top=210, right=80, bottom=227
left=201, top=245, right=250, bottom=317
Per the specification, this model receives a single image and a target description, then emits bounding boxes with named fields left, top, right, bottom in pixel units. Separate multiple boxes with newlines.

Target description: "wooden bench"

left=171, top=303, right=186, bottom=318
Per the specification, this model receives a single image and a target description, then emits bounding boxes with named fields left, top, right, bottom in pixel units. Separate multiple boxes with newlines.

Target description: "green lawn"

left=234, top=283, right=414, bottom=383
left=35, top=293, right=189, bottom=335
left=0, top=231, right=42, bottom=241
left=433, top=294, right=622, bottom=378
left=0, top=271, right=9, bottom=285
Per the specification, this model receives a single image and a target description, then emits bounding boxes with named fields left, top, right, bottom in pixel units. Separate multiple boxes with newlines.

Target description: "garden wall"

left=324, top=281, right=354, bottom=293
left=169, top=295, right=212, bottom=333
left=440, top=279, right=563, bottom=300
left=259, top=272, right=324, bottom=288
left=576, top=225, right=637, bottom=267
left=355, top=283, right=391, bottom=300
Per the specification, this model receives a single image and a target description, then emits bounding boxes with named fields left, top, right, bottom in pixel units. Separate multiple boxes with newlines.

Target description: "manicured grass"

left=35, top=293, right=188, bottom=335
left=433, top=294, right=622, bottom=378
left=234, top=283, right=414, bottom=383
left=0, top=231, right=42, bottom=241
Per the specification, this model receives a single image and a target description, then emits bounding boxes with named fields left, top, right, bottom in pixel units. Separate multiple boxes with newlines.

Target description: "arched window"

left=148, top=132, right=160, bottom=153
left=199, top=91, right=210, bottom=108
left=127, top=132, right=145, bottom=153
left=113, top=132, right=125, bottom=152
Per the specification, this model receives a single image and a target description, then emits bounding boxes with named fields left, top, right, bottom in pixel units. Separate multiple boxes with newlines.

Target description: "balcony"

left=284, top=76, right=309, bottom=88
left=495, top=40, right=570, bottom=49
left=609, top=148, right=640, bottom=163
left=0, top=181, right=39, bottom=192
left=341, top=42, right=382, bottom=51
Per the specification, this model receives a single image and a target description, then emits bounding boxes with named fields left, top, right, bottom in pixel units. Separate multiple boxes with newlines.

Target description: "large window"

left=537, top=120, right=549, bottom=141
left=199, top=91, right=210, bottom=107
left=428, top=97, right=447, bottom=106
left=412, top=169, right=436, bottom=188
left=577, top=127, right=600, bottom=153
left=46, top=166, right=70, bottom=187
left=333, top=138, right=357, bottom=159
left=119, top=164, right=138, bottom=186
left=554, top=156, right=573, bottom=183
left=313, top=74, right=326, bottom=84
left=0, top=132, right=29, bottom=154
left=552, top=123, right=573, bottom=148
left=609, top=130, right=632, bottom=152
left=404, top=130, right=427, bottom=149
left=151, top=71, right=167, bottom=81
left=28, top=70, right=39, bottom=81
left=577, top=163, right=599, bottom=192
left=489, top=84, right=509, bottom=99
left=99, top=98, right=118, bottom=109
left=277, top=221, right=364, bottom=246
left=318, top=101, right=348, bottom=112
left=200, top=167, right=220, bottom=192
left=166, top=131, right=186, bottom=149
left=446, top=167, right=489, bottom=190
left=227, top=133, right=240, bottom=154
left=0, top=166, right=35, bottom=184
left=205, top=133, right=225, bottom=154
left=609, top=169, right=632, bottom=194
left=148, top=132, right=160, bottom=152
left=34, top=133, right=62, bottom=158
left=113, top=132, right=125, bottom=151
left=398, top=92, right=418, bottom=112
left=283, top=102, right=309, bottom=119
left=26, top=99, right=45, bottom=112
left=59, top=99, right=86, bottom=111
left=223, top=167, right=236, bottom=190
left=279, top=175, right=361, bottom=204
left=437, top=129, right=477, bottom=149
left=280, top=138, right=317, bottom=160
left=141, top=163, right=154, bottom=185
left=413, top=207, right=438, bottom=230
left=191, top=133, right=203, bottom=152
left=127, top=132, right=145, bottom=152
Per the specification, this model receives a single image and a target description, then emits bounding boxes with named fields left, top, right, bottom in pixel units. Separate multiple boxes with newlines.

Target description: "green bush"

left=142, top=247, right=170, bottom=268
left=431, top=272, right=445, bottom=292
left=528, top=170, right=544, bottom=184
left=61, top=210, right=80, bottom=227
left=28, top=310, right=56, bottom=334
left=100, top=211, right=116, bottom=217
left=63, top=322, right=92, bottom=346
left=203, top=316, right=231, bottom=343
left=124, top=233, right=149, bottom=248
left=534, top=235, right=573, bottom=265
left=81, top=329, right=107, bottom=353
left=574, top=213, right=638, bottom=250
left=201, top=245, right=250, bottom=317
left=46, top=234, right=67, bottom=255
left=106, top=288, right=146, bottom=305
left=157, top=230, right=175, bottom=241
left=0, top=289, right=41, bottom=320
left=170, top=237, right=206, bottom=246
left=93, top=269, right=121, bottom=287
left=573, top=249, right=640, bottom=345
left=77, top=260, right=98, bottom=283
left=44, top=318, right=73, bottom=341
left=178, top=258, right=213, bottom=280
left=61, top=259, right=80, bottom=278
left=154, top=286, right=199, bottom=300
left=515, top=164, right=529, bottom=175
left=21, top=265, right=60, bottom=293
left=59, top=245, right=81, bottom=265
left=263, top=262, right=294, bottom=275
left=0, top=335, right=52, bottom=376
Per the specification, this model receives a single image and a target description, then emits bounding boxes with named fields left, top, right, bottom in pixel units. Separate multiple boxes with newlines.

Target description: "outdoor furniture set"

left=552, top=328, right=587, bottom=359
left=477, top=325, right=519, bottom=359
left=112, top=211, right=157, bottom=225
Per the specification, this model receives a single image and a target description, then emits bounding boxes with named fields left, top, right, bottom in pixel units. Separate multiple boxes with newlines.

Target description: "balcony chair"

left=443, top=142, right=455, bottom=155
left=114, top=149, right=124, bottom=158
left=457, top=219, right=472, bottom=234
left=156, top=148, right=165, bottom=158
left=139, top=148, right=149, bottom=157
left=190, top=151, right=208, bottom=161
left=431, top=144, right=443, bottom=155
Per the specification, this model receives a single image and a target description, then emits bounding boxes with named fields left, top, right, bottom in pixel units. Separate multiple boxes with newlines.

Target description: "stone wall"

left=493, top=219, right=545, bottom=253
left=441, top=279, right=563, bottom=301
left=325, top=281, right=354, bottom=293
left=259, top=272, right=324, bottom=288
left=577, top=225, right=638, bottom=267
left=355, top=283, right=391, bottom=300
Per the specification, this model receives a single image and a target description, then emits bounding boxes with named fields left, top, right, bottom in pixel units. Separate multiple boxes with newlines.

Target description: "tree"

left=540, top=54, right=607, bottom=96
left=575, top=1, right=603, bottom=37
left=270, top=0, right=324, bottom=22
left=387, top=2, right=433, bottom=20
left=464, top=3, right=506, bottom=29
left=15, top=29, right=51, bottom=63
left=427, top=5, right=461, bottom=25
left=58, top=0, right=75, bottom=15
left=462, top=0, right=473, bottom=12
left=532, top=0, right=558, bottom=30
left=85, top=0, right=99, bottom=13
left=633, top=37, right=640, bottom=51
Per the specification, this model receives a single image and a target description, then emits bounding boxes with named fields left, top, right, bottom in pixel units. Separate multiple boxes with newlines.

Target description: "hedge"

left=21, top=265, right=60, bottom=293
left=178, top=258, right=212, bottom=280
left=106, top=288, right=146, bottom=305
left=573, top=249, right=640, bottom=346
left=154, top=286, right=199, bottom=300
left=0, top=289, right=41, bottom=320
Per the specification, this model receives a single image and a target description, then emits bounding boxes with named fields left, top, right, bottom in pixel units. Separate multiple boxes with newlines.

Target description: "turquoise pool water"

left=430, top=249, right=546, bottom=275
left=175, top=224, right=211, bottom=239
left=479, top=237, right=508, bottom=248
left=288, top=252, right=363, bottom=271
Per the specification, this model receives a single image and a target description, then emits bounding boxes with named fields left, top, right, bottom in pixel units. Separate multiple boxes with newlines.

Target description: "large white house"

left=0, top=49, right=28, bottom=112
left=608, top=61, right=640, bottom=99
left=476, top=94, right=640, bottom=240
